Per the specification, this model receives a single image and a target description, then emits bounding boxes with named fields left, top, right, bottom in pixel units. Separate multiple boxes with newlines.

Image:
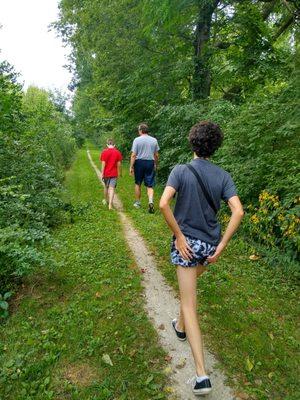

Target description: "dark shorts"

left=102, top=177, right=117, bottom=188
left=171, top=235, right=216, bottom=267
left=134, top=159, right=155, bottom=187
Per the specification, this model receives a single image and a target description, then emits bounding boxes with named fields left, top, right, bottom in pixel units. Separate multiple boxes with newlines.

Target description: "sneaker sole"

left=171, top=319, right=187, bottom=342
left=193, top=388, right=212, bottom=396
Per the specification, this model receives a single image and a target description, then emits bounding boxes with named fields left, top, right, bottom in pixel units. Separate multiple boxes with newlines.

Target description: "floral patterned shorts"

left=171, top=235, right=216, bottom=267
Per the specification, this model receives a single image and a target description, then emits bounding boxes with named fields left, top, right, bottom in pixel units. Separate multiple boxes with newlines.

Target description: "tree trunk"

left=192, top=0, right=220, bottom=100
left=262, top=0, right=277, bottom=21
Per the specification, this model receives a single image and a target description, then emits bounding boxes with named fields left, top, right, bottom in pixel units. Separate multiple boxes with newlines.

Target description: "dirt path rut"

left=87, top=150, right=235, bottom=400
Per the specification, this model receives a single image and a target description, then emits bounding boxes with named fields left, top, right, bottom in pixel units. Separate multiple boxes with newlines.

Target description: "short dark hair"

left=138, top=123, right=149, bottom=133
left=188, top=121, right=223, bottom=157
left=107, top=138, right=115, bottom=146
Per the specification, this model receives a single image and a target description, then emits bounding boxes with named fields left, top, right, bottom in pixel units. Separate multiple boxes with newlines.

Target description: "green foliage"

left=55, top=1, right=299, bottom=266
left=0, top=61, right=23, bottom=135
left=219, top=190, right=299, bottom=277
left=55, top=0, right=297, bottom=136
left=113, top=163, right=300, bottom=400
left=0, top=62, right=76, bottom=296
left=152, top=78, right=299, bottom=264
left=219, top=78, right=300, bottom=204
left=0, top=149, right=168, bottom=400
left=153, top=100, right=237, bottom=178
left=0, top=292, right=12, bottom=319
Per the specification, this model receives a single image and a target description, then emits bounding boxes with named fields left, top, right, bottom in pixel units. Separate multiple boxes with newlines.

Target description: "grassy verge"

left=0, top=148, right=168, bottom=400
left=89, top=149, right=299, bottom=400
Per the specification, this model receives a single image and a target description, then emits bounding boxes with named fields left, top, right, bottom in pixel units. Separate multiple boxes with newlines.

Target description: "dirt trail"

left=87, top=150, right=235, bottom=400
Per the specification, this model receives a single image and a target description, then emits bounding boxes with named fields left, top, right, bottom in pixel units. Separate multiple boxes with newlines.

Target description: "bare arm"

left=101, top=161, right=106, bottom=178
left=159, top=186, right=193, bottom=260
left=117, top=161, right=122, bottom=177
left=154, top=152, right=159, bottom=170
left=130, top=153, right=136, bottom=175
left=207, top=195, right=244, bottom=263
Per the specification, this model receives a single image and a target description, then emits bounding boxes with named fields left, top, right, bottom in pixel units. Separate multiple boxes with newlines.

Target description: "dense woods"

left=1, top=0, right=299, bottom=309
left=55, top=0, right=299, bottom=273
left=0, top=61, right=76, bottom=302
left=0, top=2, right=299, bottom=399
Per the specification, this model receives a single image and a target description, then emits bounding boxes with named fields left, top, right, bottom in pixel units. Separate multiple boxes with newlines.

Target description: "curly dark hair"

left=188, top=121, right=223, bottom=157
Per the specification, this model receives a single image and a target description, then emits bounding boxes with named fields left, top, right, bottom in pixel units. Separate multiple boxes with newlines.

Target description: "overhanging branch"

left=273, top=14, right=295, bottom=41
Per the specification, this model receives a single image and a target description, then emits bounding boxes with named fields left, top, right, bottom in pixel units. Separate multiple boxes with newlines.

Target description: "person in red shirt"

left=100, top=139, right=123, bottom=210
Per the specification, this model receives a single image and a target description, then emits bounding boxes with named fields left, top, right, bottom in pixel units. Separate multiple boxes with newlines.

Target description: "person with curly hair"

left=159, top=121, right=244, bottom=396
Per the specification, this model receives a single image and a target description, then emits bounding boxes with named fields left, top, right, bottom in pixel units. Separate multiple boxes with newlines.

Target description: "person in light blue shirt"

left=130, top=123, right=159, bottom=213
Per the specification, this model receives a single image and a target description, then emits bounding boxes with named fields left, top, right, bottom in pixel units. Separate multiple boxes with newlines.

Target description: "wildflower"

left=250, top=214, right=259, bottom=224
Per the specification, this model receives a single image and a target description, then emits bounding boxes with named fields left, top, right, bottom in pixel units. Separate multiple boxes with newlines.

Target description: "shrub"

left=153, top=100, right=237, bottom=180
left=219, top=80, right=300, bottom=204
left=0, top=65, right=76, bottom=296
left=243, top=191, right=299, bottom=267
left=147, top=79, right=299, bottom=269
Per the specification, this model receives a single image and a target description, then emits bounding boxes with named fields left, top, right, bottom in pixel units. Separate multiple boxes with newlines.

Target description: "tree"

left=55, top=0, right=298, bottom=132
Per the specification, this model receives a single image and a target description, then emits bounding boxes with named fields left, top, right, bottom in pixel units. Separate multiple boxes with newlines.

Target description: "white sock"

left=175, top=322, right=185, bottom=333
left=196, top=375, right=209, bottom=383
left=148, top=197, right=153, bottom=204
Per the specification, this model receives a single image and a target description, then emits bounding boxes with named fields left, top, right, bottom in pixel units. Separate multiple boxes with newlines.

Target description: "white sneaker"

left=187, top=376, right=212, bottom=396
left=133, top=201, right=141, bottom=208
left=102, top=199, right=107, bottom=206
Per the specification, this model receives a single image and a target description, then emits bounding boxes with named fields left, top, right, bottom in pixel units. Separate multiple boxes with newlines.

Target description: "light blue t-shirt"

left=131, top=135, right=160, bottom=160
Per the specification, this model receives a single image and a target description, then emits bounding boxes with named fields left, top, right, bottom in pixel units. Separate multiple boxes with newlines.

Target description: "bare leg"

left=108, top=186, right=115, bottom=210
left=177, top=265, right=207, bottom=377
left=177, top=303, right=185, bottom=332
left=177, top=264, right=207, bottom=332
left=135, top=184, right=141, bottom=202
left=147, top=186, right=154, bottom=203
left=103, top=186, right=108, bottom=202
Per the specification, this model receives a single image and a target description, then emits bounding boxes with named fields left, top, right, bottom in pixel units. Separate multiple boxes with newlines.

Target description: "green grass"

left=0, top=149, right=168, bottom=400
left=89, top=149, right=299, bottom=400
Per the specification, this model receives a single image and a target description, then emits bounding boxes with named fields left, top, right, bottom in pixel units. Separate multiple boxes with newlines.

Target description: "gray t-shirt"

left=166, top=158, right=237, bottom=245
left=131, top=135, right=160, bottom=160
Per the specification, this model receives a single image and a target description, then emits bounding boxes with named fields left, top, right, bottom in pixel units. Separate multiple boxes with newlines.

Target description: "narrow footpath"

left=87, top=150, right=235, bottom=400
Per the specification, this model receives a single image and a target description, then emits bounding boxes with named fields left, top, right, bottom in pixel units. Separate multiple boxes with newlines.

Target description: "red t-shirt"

left=100, top=147, right=123, bottom=177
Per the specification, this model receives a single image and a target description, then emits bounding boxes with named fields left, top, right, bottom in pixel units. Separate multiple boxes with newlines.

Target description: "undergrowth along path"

left=89, top=147, right=299, bottom=400
left=0, top=149, right=168, bottom=400
left=87, top=150, right=234, bottom=400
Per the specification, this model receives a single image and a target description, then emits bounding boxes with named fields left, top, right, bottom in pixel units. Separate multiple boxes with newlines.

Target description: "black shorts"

left=134, top=159, right=155, bottom=187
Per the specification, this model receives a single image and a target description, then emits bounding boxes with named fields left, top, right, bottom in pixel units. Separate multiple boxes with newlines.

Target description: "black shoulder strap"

left=186, top=164, right=217, bottom=214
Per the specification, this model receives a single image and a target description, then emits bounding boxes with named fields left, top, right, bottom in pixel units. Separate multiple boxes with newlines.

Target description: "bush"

left=219, top=80, right=300, bottom=204
left=0, top=64, right=76, bottom=296
left=153, top=100, right=237, bottom=180
left=148, top=79, right=299, bottom=269
left=245, top=191, right=299, bottom=254
left=0, top=226, right=48, bottom=293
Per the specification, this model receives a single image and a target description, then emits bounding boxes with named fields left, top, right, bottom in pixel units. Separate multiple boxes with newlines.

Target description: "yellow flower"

left=278, top=214, right=284, bottom=221
left=250, top=214, right=259, bottom=224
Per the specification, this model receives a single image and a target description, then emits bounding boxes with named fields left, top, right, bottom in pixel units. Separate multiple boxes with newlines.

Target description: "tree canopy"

left=55, top=0, right=299, bottom=269
left=55, top=0, right=299, bottom=128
